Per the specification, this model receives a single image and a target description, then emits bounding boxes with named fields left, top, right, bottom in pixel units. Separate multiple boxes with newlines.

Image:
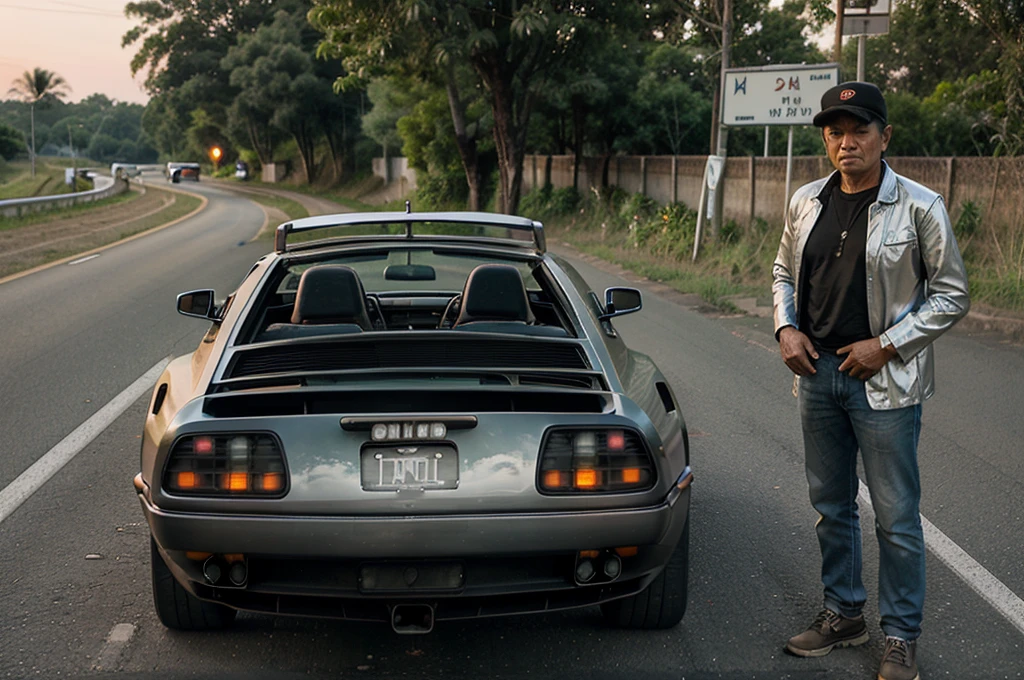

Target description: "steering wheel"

left=438, top=294, right=462, bottom=329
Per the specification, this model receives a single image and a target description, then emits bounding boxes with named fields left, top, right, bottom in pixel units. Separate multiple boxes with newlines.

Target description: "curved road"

left=0, top=176, right=1022, bottom=678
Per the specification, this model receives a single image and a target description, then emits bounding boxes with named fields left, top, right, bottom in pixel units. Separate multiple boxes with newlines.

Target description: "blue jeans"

left=798, top=352, right=924, bottom=640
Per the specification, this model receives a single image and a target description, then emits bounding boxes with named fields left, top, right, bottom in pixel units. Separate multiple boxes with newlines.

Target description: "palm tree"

left=7, top=68, right=71, bottom=177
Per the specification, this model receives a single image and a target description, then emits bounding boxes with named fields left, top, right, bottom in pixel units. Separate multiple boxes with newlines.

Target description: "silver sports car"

left=135, top=210, right=693, bottom=634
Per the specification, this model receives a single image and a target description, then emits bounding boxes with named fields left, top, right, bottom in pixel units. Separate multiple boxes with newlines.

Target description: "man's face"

left=822, top=114, right=893, bottom=181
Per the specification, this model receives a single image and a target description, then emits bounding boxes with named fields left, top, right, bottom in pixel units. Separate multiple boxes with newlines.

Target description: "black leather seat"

left=452, top=264, right=568, bottom=337
left=259, top=265, right=372, bottom=341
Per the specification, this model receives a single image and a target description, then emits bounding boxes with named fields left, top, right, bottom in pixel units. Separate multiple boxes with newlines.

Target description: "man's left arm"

left=878, top=195, right=971, bottom=362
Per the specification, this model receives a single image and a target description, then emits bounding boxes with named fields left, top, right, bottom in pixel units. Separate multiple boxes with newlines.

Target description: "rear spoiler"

left=274, top=210, right=546, bottom=255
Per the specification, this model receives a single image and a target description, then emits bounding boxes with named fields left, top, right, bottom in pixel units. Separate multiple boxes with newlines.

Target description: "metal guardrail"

left=0, top=173, right=128, bottom=219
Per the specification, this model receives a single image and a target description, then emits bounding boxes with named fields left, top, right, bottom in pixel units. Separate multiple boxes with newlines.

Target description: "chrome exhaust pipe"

left=202, top=557, right=224, bottom=585
left=391, top=604, right=435, bottom=634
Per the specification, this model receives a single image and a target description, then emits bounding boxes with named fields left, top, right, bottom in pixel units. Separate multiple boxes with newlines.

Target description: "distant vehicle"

left=234, top=160, right=249, bottom=181
left=166, top=162, right=201, bottom=183
left=137, top=210, right=692, bottom=635
left=111, top=163, right=141, bottom=181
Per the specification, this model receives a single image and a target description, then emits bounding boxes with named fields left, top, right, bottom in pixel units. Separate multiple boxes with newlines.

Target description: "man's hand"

left=836, top=337, right=898, bottom=380
left=779, top=326, right=818, bottom=376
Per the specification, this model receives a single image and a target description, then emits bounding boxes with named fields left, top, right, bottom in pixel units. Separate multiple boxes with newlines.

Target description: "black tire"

left=601, top=516, right=689, bottom=629
left=150, top=537, right=236, bottom=631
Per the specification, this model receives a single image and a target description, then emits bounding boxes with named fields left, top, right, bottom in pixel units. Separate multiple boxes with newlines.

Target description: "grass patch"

left=0, top=159, right=99, bottom=199
left=0, top=190, right=139, bottom=231
left=245, top=192, right=309, bottom=220
left=121, top=189, right=203, bottom=238
left=0, top=187, right=204, bottom=280
left=248, top=174, right=406, bottom=212
left=524, top=186, right=776, bottom=311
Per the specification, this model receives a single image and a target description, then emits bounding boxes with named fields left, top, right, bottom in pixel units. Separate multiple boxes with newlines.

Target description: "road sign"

left=843, top=15, right=890, bottom=35
left=843, top=0, right=890, bottom=35
left=721, top=64, right=841, bottom=127
left=843, top=0, right=890, bottom=15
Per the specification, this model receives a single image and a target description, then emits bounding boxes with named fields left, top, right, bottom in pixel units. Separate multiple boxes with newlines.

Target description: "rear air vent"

left=152, top=383, right=169, bottom=415
left=226, top=337, right=590, bottom=379
left=203, top=389, right=608, bottom=417
left=655, top=382, right=676, bottom=413
left=518, top=373, right=601, bottom=390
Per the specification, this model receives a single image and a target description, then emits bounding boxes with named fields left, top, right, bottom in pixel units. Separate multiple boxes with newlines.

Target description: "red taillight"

left=163, top=434, right=287, bottom=497
left=538, top=428, right=655, bottom=494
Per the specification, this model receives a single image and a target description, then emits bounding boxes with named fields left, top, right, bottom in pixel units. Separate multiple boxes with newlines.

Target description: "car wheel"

left=150, top=536, right=236, bottom=630
left=601, top=516, right=689, bottom=629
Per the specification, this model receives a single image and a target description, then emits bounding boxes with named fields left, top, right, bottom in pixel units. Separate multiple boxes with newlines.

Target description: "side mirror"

left=177, top=289, right=217, bottom=320
left=598, top=287, right=642, bottom=321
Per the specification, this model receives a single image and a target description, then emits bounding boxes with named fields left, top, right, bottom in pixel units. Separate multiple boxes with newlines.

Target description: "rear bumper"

left=138, top=469, right=691, bottom=619
left=137, top=468, right=691, bottom=558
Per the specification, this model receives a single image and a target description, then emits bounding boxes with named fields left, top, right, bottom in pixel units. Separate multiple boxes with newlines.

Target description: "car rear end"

left=137, top=333, right=691, bottom=631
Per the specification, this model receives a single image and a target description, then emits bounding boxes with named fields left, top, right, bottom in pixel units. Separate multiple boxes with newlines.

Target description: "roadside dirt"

left=0, top=184, right=179, bottom=280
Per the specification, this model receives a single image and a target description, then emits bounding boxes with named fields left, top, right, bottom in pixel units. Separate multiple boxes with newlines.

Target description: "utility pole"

left=710, top=0, right=733, bottom=239
left=833, top=0, right=845, bottom=66
left=857, top=35, right=866, bottom=80
left=68, top=124, right=76, bottom=189
left=29, top=101, right=36, bottom=178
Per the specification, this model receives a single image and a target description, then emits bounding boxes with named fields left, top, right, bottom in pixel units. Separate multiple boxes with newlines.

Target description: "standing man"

left=772, top=82, right=970, bottom=680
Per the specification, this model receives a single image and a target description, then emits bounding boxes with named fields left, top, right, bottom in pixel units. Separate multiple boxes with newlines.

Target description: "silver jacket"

left=772, top=162, right=970, bottom=410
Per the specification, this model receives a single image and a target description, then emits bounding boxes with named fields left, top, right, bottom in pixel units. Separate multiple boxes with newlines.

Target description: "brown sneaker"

left=785, top=608, right=869, bottom=657
left=878, top=636, right=920, bottom=680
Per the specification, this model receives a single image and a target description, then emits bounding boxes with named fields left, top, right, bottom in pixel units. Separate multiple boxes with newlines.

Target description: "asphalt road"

left=0, top=175, right=1022, bottom=679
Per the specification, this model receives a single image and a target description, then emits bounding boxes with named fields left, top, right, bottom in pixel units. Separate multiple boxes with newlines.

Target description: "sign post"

left=719, top=63, right=840, bottom=223
left=843, top=0, right=891, bottom=80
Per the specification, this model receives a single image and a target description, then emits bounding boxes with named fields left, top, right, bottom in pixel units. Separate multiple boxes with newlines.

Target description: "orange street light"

left=210, top=146, right=223, bottom=170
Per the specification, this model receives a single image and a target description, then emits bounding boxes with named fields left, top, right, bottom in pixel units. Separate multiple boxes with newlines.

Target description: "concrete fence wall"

left=0, top=174, right=127, bottom=219
left=523, top=154, right=1024, bottom=230
left=372, top=156, right=418, bottom=192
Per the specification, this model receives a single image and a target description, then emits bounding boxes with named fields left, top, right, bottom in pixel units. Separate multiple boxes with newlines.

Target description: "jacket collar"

left=814, top=160, right=897, bottom=204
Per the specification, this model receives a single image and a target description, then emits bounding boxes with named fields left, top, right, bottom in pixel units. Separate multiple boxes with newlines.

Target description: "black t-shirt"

left=798, top=181, right=879, bottom=354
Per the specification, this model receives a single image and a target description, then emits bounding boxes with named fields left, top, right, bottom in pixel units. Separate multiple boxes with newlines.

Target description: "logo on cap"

left=839, top=89, right=856, bottom=101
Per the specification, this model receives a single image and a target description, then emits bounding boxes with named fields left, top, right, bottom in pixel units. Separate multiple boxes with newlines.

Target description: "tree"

left=633, top=44, right=711, bottom=156
left=310, top=1, right=638, bottom=214
left=958, top=0, right=1024, bottom=154
left=222, top=9, right=336, bottom=182
left=845, top=0, right=998, bottom=95
left=0, top=122, right=24, bottom=160
left=7, top=67, right=71, bottom=176
left=124, top=0, right=310, bottom=161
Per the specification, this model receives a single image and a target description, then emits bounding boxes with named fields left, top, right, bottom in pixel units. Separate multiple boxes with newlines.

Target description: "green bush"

left=415, top=169, right=468, bottom=210
left=955, top=200, right=982, bottom=240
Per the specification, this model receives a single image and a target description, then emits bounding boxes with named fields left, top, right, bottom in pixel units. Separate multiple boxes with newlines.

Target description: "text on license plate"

left=360, top=444, right=459, bottom=491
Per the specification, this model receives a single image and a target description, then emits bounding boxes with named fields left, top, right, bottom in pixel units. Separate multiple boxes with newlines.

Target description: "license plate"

left=359, top=562, right=465, bottom=592
left=360, top=444, right=459, bottom=491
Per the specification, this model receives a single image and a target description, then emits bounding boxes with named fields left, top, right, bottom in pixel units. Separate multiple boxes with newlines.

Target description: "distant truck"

left=166, top=162, right=201, bottom=183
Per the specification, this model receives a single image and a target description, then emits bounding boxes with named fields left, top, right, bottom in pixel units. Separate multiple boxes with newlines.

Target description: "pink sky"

left=1, top=0, right=149, bottom=105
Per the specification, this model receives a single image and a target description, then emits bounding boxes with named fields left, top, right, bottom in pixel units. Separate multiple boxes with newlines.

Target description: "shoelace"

left=882, top=637, right=911, bottom=666
left=812, top=609, right=842, bottom=633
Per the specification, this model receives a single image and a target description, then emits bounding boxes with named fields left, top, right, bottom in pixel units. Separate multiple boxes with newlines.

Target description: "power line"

left=0, top=3, right=124, bottom=17
left=43, top=0, right=124, bottom=13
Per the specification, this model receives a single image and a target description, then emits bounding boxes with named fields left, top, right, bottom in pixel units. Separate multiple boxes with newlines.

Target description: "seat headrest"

left=455, top=264, right=534, bottom=326
left=291, top=265, right=370, bottom=328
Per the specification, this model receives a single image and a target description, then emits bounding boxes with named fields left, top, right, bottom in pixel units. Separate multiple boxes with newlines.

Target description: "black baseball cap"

left=813, top=81, right=888, bottom=127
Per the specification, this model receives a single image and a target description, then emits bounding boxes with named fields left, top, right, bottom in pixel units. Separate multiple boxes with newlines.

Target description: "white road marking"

left=0, top=358, right=171, bottom=525
left=92, top=623, right=136, bottom=671
left=859, top=481, right=1024, bottom=636
left=68, top=254, right=101, bottom=266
